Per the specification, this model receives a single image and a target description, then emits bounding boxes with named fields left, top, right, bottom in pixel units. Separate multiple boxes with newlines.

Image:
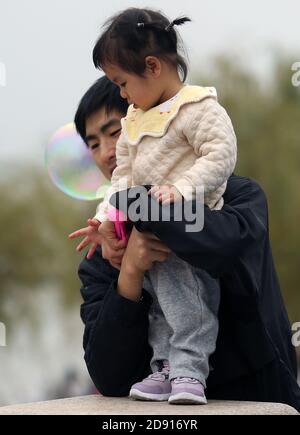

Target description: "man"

left=74, top=76, right=128, bottom=181
left=73, top=76, right=300, bottom=411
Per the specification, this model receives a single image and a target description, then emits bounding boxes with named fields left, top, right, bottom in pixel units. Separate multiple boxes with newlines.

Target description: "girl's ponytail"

left=135, top=16, right=191, bottom=33
left=165, top=16, right=191, bottom=32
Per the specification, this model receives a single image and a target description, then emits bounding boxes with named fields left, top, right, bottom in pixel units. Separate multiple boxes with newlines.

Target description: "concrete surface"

left=0, top=395, right=298, bottom=415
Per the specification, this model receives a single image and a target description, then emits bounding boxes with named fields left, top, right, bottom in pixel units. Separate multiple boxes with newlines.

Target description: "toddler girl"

left=88, top=7, right=236, bottom=404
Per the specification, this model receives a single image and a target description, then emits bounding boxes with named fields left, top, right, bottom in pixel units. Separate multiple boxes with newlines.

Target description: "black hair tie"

left=165, top=21, right=175, bottom=32
left=136, top=17, right=190, bottom=32
left=165, top=17, right=191, bottom=32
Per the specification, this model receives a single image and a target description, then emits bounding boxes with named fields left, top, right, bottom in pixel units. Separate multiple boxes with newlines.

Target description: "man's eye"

left=90, top=143, right=99, bottom=150
left=111, top=128, right=122, bottom=137
left=120, top=82, right=126, bottom=88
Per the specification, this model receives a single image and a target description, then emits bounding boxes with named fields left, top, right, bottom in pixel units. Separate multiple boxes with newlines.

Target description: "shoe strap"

left=148, top=372, right=168, bottom=381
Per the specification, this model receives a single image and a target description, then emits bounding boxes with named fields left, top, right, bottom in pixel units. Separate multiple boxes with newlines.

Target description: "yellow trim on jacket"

left=121, top=85, right=217, bottom=145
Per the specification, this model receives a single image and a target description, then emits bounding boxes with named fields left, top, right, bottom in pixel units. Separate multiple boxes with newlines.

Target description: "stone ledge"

left=0, top=395, right=298, bottom=415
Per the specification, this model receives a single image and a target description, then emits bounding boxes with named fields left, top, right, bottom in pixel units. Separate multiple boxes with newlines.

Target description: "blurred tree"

left=193, top=55, right=300, bottom=322
left=0, top=168, right=95, bottom=324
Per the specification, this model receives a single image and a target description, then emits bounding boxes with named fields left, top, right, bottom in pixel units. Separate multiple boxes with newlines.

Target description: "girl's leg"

left=143, top=273, right=172, bottom=373
left=129, top=275, right=172, bottom=401
left=150, top=252, right=220, bottom=387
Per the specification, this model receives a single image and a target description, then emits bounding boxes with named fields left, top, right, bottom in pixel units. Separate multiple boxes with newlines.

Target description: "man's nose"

left=105, top=147, right=116, bottom=163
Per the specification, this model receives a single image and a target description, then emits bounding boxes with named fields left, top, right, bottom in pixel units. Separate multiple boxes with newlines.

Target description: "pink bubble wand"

left=107, top=207, right=128, bottom=243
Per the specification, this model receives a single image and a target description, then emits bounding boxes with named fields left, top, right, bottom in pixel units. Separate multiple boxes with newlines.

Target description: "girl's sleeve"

left=173, top=98, right=237, bottom=201
left=94, top=132, right=132, bottom=222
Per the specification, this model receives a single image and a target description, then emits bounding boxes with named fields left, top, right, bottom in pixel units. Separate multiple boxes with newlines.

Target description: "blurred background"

left=0, top=0, right=299, bottom=405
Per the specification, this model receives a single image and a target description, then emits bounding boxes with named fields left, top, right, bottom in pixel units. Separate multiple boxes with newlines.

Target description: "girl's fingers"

left=162, top=197, right=173, bottom=205
left=76, top=237, right=90, bottom=252
left=69, top=228, right=88, bottom=238
left=148, top=185, right=159, bottom=195
left=155, top=192, right=164, bottom=202
left=149, top=186, right=176, bottom=203
left=160, top=190, right=173, bottom=201
left=87, top=243, right=97, bottom=260
left=87, top=218, right=100, bottom=227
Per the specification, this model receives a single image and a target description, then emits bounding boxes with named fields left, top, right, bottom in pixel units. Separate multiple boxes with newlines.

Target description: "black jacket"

left=78, top=175, right=300, bottom=411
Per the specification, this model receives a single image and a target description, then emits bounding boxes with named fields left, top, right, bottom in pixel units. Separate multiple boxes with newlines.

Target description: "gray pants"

left=143, top=252, right=220, bottom=387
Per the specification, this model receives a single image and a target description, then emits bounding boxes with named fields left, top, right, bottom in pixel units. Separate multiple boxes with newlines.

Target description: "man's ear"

left=145, top=56, right=161, bottom=78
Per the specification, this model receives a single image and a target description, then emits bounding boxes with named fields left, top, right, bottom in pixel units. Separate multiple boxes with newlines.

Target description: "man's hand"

left=68, top=218, right=101, bottom=260
left=98, top=220, right=127, bottom=269
left=148, top=184, right=183, bottom=205
left=117, top=227, right=171, bottom=301
left=122, top=227, right=171, bottom=273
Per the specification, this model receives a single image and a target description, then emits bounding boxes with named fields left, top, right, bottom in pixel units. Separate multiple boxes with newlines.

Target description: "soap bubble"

left=45, top=123, right=110, bottom=200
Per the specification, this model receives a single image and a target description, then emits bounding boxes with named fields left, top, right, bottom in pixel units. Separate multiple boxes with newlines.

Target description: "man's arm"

left=79, top=249, right=152, bottom=396
left=111, top=176, right=268, bottom=277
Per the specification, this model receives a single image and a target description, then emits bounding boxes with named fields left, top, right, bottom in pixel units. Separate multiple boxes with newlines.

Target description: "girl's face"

left=103, top=62, right=163, bottom=111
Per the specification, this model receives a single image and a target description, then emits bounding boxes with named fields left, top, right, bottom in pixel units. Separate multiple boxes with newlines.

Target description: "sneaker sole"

left=168, top=392, right=207, bottom=405
left=130, top=388, right=171, bottom=401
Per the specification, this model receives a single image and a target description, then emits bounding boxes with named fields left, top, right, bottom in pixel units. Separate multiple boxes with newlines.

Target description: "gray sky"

left=0, top=0, right=299, bottom=167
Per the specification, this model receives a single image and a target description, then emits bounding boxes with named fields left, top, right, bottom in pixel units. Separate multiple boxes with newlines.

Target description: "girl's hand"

left=98, top=220, right=127, bottom=269
left=148, top=184, right=183, bottom=205
left=68, top=218, right=101, bottom=259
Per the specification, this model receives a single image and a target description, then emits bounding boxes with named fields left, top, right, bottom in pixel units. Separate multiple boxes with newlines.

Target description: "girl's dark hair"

left=74, top=76, right=128, bottom=142
left=93, top=8, right=191, bottom=81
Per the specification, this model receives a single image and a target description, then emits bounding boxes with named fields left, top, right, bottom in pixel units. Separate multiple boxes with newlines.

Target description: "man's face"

left=85, top=108, right=123, bottom=180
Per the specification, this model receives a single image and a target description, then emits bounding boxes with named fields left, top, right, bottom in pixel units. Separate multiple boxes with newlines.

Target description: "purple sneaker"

left=169, top=377, right=207, bottom=405
left=129, top=360, right=171, bottom=401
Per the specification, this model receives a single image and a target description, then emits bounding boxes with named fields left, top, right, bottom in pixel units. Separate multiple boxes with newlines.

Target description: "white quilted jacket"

left=95, top=85, right=237, bottom=222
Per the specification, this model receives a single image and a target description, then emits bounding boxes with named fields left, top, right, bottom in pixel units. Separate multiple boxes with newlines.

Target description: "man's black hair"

left=74, top=76, right=128, bottom=141
left=93, top=8, right=190, bottom=81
